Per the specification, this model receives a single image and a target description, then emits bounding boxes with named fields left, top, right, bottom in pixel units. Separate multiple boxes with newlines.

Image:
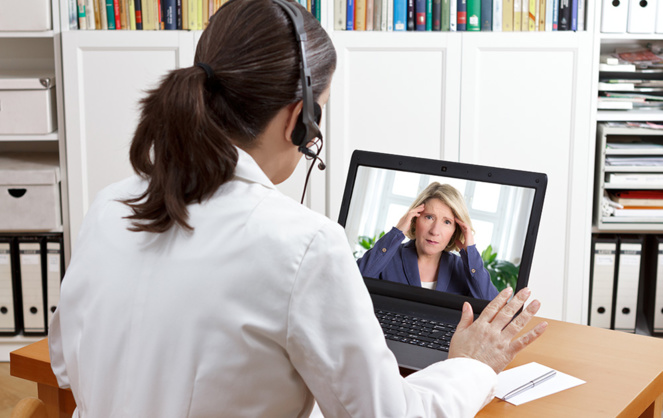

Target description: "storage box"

left=0, top=74, right=57, bottom=135
left=0, top=0, right=52, bottom=31
left=0, top=153, right=61, bottom=232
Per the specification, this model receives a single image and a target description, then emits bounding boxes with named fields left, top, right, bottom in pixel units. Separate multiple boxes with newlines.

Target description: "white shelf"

left=0, top=226, right=64, bottom=233
left=605, top=183, right=663, bottom=189
left=0, top=335, right=43, bottom=362
left=597, top=111, right=663, bottom=122
left=0, top=132, right=59, bottom=142
left=605, top=166, right=663, bottom=172
left=0, top=1, right=70, bottom=354
left=600, top=33, right=663, bottom=41
left=593, top=224, right=663, bottom=233
left=0, top=31, right=54, bottom=38
left=597, top=218, right=663, bottom=230
left=599, top=126, right=663, bottom=136
left=606, top=149, right=663, bottom=156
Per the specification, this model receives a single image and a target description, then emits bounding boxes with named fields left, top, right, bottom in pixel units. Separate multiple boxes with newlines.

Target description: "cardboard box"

left=0, top=0, right=52, bottom=31
left=0, top=153, right=62, bottom=232
left=0, top=74, right=57, bottom=135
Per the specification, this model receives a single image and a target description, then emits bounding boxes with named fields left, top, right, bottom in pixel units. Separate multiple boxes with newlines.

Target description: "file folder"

left=600, top=0, right=627, bottom=33
left=0, top=236, right=19, bottom=335
left=18, top=236, right=47, bottom=335
left=589, top=235, right=618, bottom=329
left=627, top=0, right=657, bottom=33
left=45, top=235, right=63, bottom=328
left=645, top=236, right=663, bottom=335
left=613, top=236, right=643, bottom=333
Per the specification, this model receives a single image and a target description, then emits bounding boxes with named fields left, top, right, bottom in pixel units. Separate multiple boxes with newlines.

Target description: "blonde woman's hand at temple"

left=454, top=217, right=474, bottom=250
left=447, top=287, right=547, bottom=374
left=395, top=204, right=425, bottom=233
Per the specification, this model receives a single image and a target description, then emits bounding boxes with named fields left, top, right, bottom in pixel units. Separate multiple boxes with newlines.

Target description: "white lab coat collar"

left=233, top=146, right=277, bottom=191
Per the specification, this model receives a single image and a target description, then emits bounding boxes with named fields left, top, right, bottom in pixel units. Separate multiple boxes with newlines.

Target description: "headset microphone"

left=299, top=144, right=326, bottom=170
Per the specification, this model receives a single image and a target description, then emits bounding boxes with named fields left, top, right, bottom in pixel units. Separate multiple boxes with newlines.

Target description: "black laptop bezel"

left=337, top=150, right=548, bottom=314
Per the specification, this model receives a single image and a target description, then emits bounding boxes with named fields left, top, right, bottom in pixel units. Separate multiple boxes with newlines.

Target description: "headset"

left=209, top=0, right=326, bottom=182
left=270, top=0, right=325, bottom=167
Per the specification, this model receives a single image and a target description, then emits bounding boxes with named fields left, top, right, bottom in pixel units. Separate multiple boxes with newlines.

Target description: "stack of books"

left=603, top=136, right=663, bottom=222
left=71, top=0, right=320, bottom=30
left=598, top=50, right=663, bottom=111
left=335, top=0, right=585, bottom=31
left=608, top=190, right=663, bottom=218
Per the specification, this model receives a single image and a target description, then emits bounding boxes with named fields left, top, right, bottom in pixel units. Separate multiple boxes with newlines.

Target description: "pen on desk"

left=502, top=370, right=557, bottom=401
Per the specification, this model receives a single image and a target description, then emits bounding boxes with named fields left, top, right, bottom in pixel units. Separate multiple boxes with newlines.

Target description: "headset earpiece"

left=292, top=102, right=322, bottom=147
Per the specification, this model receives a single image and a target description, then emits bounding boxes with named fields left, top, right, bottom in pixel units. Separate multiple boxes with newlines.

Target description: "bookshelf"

left=0, top=0, right=69, bottom=361
left=589, top=3, right=663, bottom=337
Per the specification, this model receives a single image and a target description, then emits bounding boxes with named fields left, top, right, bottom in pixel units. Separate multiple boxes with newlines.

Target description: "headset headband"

left=271, top=0, right=322, bottom=147
left=208, top=0, right=322, bottom=147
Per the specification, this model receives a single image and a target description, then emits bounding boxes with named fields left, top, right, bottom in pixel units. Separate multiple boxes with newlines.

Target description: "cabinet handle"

left=8, top=188, right=27, bottom=198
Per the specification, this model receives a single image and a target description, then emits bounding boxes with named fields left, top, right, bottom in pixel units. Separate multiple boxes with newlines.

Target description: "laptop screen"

left=337, top=150, right=547, bottom=311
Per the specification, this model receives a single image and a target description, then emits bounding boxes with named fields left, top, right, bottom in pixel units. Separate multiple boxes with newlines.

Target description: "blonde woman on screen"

left=358, top=182, right=499, bottom=300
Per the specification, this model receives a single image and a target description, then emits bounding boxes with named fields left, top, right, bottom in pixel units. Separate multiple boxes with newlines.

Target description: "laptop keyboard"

left=375, top=309, right=456, bottom=352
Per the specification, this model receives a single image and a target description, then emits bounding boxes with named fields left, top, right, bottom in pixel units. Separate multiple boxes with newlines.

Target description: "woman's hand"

left=448, top=287, right=547, bottom=374
left=395, top=204, right=425, bottom=233
left=454, top=218, right=474, bottom=250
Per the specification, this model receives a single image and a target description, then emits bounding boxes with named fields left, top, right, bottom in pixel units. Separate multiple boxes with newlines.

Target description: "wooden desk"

left=478, top=317, right=663, bottom=417
left=9, top=338, right=75, bottom=418
left=9, top=318, right=663, bottom=417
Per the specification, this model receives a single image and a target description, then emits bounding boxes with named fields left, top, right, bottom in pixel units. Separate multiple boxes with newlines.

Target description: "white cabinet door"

left=62, top=31, right=195, bottom=248
left=459, top=32, right=594, bottom=322
left=327, top=32, right=462, bottom=221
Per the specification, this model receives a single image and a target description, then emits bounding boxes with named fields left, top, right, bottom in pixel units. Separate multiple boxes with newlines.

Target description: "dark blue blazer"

left=357, top=227, right=499, bottom=300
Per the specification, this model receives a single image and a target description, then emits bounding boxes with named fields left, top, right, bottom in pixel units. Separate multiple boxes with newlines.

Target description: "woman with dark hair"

left=48, top=0, right=546, bottom=416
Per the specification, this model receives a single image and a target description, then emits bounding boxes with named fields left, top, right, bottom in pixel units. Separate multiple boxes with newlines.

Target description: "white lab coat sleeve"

left=404, top=358, right=497, bottom=416
left=48, top=307, right=70, bottom=389
left=47, top=183, right=117, bottom=392
left=285, top=221, right=497, bottom=417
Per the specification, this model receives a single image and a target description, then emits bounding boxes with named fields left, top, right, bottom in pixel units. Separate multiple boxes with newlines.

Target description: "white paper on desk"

left=495, top=362, right=586, bottom=406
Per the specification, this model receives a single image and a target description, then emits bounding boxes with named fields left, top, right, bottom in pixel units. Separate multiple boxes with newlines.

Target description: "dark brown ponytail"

left=122, top=0, right=336, bottom=233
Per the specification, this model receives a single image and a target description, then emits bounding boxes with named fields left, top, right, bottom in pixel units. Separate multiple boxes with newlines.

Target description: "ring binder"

left=46, top=234, right=64, bottom=328
left=0, top=236, right=19, bottom=335
left=589, top=235, right=618, bottom=329
left=17, top=236, right=47, bottom=336
left=613, top=235, right=644, bottom=333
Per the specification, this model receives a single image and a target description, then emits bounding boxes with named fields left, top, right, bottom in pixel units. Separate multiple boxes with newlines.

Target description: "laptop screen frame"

left=337, top=150, right=548, bottom=314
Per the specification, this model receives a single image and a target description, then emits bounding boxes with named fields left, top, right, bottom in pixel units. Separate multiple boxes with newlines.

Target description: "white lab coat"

left=49, top=148, right=497, bottom=417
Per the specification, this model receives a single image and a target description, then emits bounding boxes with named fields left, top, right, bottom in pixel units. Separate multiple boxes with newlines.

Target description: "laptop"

left=337, top=150, right=547, bottom=371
